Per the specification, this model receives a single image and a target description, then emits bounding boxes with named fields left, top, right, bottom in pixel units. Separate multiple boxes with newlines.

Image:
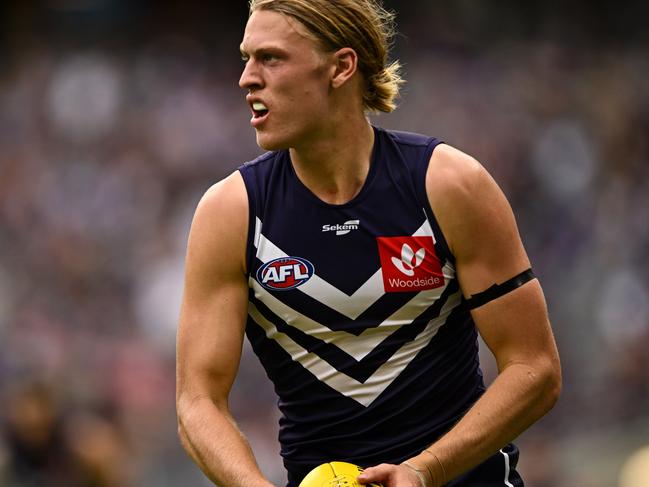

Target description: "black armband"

left=464, top=268, right=536, bottom=310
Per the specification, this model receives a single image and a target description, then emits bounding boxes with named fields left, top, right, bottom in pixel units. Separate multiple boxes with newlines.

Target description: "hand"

left=357, top=463, right=425, bottom=487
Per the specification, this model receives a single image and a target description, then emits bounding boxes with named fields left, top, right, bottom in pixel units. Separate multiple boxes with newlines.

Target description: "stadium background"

left=1, top=1, right=648, bottom=485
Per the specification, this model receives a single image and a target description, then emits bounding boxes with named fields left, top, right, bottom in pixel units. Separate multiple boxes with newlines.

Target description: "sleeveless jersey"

left=239, top=126, right=487, bottom=480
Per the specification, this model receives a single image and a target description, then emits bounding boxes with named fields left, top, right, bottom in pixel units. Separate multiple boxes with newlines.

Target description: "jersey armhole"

left=413, top=140, right=456, bottom=265
left=238, top=166, right=257, bottom=278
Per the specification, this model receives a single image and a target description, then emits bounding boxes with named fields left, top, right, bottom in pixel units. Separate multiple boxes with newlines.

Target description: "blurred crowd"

left=1, top=2, right=648, bottom=486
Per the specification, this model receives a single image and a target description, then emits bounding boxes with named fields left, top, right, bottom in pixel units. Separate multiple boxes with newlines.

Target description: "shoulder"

left=187, top=171, right=249, bottom=277
left=426, top=144, right=519, bottom=261
left=426, top=143, right=487, bottom=202
left=196, top=171, right=248, bottom=222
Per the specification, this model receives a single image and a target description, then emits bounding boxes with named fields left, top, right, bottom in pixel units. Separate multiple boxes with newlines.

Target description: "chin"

left=255, top=131, right=291, bottom=151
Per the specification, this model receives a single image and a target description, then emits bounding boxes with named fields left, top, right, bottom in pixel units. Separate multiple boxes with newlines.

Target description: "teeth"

left=252, top=102, right=268, bottom=111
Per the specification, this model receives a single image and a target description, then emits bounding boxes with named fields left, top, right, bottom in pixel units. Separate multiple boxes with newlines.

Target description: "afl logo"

left=256, top=256, right=314, bottom=291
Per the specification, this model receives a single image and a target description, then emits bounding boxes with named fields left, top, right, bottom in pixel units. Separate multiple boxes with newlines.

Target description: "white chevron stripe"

left=414, top=210, right=436, bottom=240
left=299, top=270, right=384, bottom=320
left=250, top=263, right=454, bottom=361
left=248, top=289, right=462, bottom=406
left=254, top=216, right=449, bottom=319
left=253, top=215, right=262, bottom=249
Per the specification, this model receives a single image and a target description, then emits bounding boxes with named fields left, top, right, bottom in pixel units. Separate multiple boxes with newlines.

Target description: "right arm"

left=176, top=172, right=273, bottom=487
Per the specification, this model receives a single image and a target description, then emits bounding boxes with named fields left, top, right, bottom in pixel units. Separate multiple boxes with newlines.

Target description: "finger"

left=357, top=464, right=390, bottom=483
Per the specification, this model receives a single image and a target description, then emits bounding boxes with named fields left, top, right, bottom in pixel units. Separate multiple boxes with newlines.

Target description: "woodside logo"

left=376, top=236, right=444, bottom=292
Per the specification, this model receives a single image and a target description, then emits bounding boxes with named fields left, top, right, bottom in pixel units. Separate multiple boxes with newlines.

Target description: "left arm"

left=359, top=144, right=561, bottom=487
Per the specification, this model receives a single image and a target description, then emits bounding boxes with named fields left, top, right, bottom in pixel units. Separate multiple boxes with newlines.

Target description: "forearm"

left=406, top=360, right=560, bottom=486
left=178, top=395, right=274, bottom=487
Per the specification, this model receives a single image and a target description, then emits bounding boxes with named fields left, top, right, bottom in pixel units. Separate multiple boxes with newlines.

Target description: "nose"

left=239, top=59, right=263, bottom=91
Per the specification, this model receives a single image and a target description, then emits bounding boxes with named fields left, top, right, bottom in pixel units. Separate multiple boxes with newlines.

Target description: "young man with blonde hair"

left=176, top=1, right=561, bottom=486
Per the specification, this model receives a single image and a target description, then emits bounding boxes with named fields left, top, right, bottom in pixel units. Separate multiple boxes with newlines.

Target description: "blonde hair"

left=249, top=0, right=404, bottom=113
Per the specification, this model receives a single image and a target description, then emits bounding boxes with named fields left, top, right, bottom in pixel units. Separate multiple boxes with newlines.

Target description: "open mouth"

left=252, top=102, right=269, bottom=119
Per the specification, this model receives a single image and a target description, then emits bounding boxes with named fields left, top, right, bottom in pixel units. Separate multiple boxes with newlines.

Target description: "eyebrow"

left=239, top=44, right=288, bottom=58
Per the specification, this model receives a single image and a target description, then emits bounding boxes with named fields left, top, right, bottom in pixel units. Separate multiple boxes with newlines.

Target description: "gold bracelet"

left=401, top=460, right=431, bottom=487
left=421, top=449, right=447, bottom=486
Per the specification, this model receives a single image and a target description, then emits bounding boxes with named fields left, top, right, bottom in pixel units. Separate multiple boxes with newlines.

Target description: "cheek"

left=270, top=69, right=331, bottom=132
left=282, top=67, right=330, bottom=103
left=291, top=82, right=330, bottom=118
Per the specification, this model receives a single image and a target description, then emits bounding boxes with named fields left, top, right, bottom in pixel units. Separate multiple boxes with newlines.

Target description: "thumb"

left=357, top=464, right=389, bottom=484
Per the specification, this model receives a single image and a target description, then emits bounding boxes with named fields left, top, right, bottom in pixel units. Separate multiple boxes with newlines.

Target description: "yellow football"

left=298, top=461, right=383, bottom=487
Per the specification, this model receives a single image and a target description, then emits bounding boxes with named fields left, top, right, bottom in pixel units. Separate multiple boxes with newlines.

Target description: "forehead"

left=240, top=9, right=319, bottom=53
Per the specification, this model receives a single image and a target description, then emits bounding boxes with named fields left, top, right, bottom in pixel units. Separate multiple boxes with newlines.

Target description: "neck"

left=289, top=116, right=375, bottom=205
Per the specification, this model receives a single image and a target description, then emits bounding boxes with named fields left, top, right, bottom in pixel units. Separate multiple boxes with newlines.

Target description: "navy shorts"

left=446, top=443, right=523, bottom=486
left=285, top=443, right=523, bottom=487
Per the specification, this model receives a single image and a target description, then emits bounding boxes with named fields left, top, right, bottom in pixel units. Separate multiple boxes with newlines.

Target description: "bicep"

left=427, top=146, right=558, bottom=368
left=177, top=273, right=249, bottom=403
left=176, top=173, right=250, bottom=406
left=469, top=279, right=556, bottom=372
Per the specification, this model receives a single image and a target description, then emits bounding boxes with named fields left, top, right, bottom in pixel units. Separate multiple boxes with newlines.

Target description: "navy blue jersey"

left=239, top=126, right=522, bottom=486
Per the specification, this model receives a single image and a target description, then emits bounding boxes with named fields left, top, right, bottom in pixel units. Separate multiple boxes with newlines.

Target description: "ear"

left=330, top=47, right=358, bottom=89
